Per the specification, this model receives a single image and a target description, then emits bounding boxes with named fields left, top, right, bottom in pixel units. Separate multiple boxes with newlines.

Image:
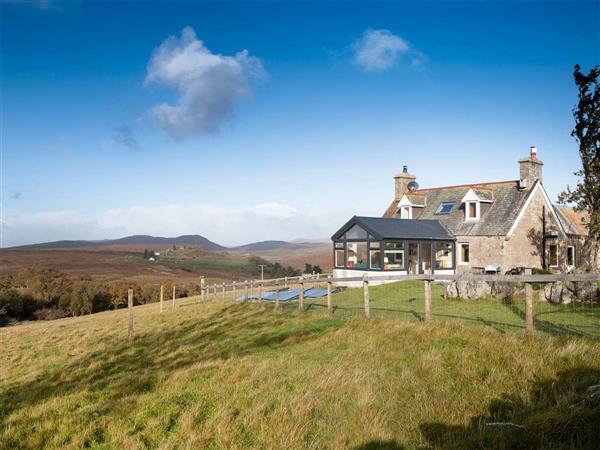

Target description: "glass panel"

left=335, top=250, right=345, bottom=268
left=437, top=202, right=455, bottom=214
left=370, top=250, right=381, bottom=269
left=335, top=242, right=344, bottom=249
left=435, top=242, right=453, bottom=269
left=408, top=243, right=419, bottom=274
left=549, top=245, right=558, bottom=266
left=384, top=242, right=404, bottom=270
left=460, top=244, right=470, bottom=263
left=567, top=246, right=575, bottom=266
left=422, top=243, right=432, bottom=274
left=346, top=224, right=368, bottom=240
left=347, top=241, right=368, bottom=269
left=369, top=241, right=380, bottom=249
left=400, top=206, right=411, bottom=219
left=468, top=202, right=477, bottom=218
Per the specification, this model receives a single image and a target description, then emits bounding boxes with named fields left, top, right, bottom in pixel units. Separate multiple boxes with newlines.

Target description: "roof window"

left=436, top=202, right=455, bottom=214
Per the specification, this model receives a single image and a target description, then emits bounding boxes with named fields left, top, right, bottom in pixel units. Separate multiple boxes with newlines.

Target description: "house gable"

left=506, top=181, right=566, bottom=239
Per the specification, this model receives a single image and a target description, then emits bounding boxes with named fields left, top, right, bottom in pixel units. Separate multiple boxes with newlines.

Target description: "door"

left=422, top=243, right=432, bottom=274
left=408, top=243, right=419, bottom=274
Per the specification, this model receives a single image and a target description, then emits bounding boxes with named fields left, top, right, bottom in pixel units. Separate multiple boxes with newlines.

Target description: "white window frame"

left=400, top=206, right=412, bottom=219
left=548, top=244, right=559, bottom=268
left=458, top=243, right=470, bottom=265
left=465, top=201, right=480, bottom=221
left=567, top=245, right=575, bottom=268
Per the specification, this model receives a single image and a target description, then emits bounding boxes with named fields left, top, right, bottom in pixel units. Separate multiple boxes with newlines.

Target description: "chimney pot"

left=530, top=146, right=537, bottom=160
left=403, top=165, right=408, bottom=173
left=519, top=147, right=543, bottom=188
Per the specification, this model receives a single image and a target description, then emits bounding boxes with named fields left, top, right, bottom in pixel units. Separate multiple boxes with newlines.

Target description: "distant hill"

left=108, top=235, right=226, bottom=251
left=230, top=241, right=303, bottom=252
left=231, top=240, right=324, bottom=252
left=9, top=234, right=226, bottom=252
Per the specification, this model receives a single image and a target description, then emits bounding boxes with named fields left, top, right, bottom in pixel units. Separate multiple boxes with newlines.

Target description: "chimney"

left=518, top=146, right=543, bottom=189
left=394, top=166, right=416, bottom=199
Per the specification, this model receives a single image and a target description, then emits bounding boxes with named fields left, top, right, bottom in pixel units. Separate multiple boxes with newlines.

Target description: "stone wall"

left=445, top=278, right=599, bottom=304
left=502, top=187, right=562, bottom=271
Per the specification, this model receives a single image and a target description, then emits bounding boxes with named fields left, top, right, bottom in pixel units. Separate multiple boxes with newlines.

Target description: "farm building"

left=332, top=147, right=591, bottom=280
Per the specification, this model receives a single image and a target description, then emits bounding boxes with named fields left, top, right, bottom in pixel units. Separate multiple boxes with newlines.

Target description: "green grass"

left=277, top=281, right=600, bottom=339
left=1, top=294, right=600, bottom=449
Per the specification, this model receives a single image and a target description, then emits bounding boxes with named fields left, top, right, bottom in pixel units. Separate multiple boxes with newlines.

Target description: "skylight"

left=436, top=202, right=455, bottom=214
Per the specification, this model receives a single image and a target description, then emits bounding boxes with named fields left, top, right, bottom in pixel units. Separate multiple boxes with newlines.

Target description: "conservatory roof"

left=331, top=216, right=455, bottom=241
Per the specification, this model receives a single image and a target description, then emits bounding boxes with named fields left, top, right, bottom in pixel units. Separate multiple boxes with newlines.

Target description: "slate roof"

left=554, top=206, right=588, bottom=236
left=383, top=180, right=535, bottom=236
left=332, top=216, right=454, bottom=241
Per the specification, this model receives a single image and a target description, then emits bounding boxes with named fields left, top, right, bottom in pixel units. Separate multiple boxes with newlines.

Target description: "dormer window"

left=398, top=194, right=424, bottom=219
left=461, top=188, right=491, bottom=222
left=466, top=201, right=479, bottom=220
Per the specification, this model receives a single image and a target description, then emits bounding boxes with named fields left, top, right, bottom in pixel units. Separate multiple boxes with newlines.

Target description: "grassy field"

left=1, top=290, right=600, bottom=449
left=284, top=281, right=600, bottom=339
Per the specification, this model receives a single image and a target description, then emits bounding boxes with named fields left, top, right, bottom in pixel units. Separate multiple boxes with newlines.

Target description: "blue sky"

left=1, top=0, right=598, bottom=247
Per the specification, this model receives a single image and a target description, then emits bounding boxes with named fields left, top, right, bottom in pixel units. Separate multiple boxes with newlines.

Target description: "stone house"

left=332, top=147, right=591, bottom=279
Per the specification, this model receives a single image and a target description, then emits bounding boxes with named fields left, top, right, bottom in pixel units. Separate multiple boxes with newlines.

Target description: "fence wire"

left=205, top=279, right=600, bottom=339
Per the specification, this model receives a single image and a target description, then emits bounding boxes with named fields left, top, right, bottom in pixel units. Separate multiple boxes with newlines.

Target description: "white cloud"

left=1, top=202, right=341, bottom=248
left=352, top=29, right=419, bottom=72
left=145, top=26, right=266, bottom=138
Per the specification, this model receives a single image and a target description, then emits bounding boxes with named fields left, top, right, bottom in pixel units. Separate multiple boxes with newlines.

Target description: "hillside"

left=10, top=234, right=226, bottom=252
left=231, top=240, right=308, bottom=252
left=1, top=294, right=599, bottom=449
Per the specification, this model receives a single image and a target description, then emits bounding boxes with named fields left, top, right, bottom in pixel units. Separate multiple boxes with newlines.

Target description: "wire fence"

left=197, top=273, right=600, bottom=340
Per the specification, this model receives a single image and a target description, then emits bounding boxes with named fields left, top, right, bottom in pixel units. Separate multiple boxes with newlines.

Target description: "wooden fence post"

left=222, top=284, right=226, bottom=299
left=172, top=285, right=176, bottom=309
left=363, top=274, right=370, bottom=318
left=245, top=280, right=249, bottom=301
left=232, top=282, right=236, bottom=299
left=160, top=284, right=164, bottom=313
left=127, top=289, right=134, bottom=342
left=424, top=279, right=432, bottom=323
left=200, top=277, right=205, bottom=301
left=525, top=283, right=534, bottom=335
left=258, top=282, right=263, bottom=302
left=327, top=276, right=332, bottom=315
left=299, top=280, right=305, bottom=312
left=284, top=276, right=288, bottom=288
left=275, top=286, right=280, bottom=310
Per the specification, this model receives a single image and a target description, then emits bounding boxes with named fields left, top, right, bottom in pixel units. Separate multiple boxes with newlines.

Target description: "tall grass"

left=1, top=297, right=599, bottom=449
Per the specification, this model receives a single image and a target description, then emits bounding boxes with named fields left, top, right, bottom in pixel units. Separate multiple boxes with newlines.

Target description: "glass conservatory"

left=331, top=216, right=456, bottom=275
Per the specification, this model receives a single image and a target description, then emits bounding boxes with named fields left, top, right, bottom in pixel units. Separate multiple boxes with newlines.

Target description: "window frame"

left=465, top=201, right=479, bottom=221
left=436, top=202, right=455, bottom=215
left=400, top=206, right=412, bottom=219
left=567, top=245, right=575, bottom=268
left=458, top=242, right=470, bottom=265
left=548, top=244, right=559, bottom=268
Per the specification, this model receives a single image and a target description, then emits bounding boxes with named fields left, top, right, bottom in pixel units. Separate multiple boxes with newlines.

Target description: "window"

left=466, top=202, right=478, bottom=220
left=335, top=249, right=345, bottom=268
left=335, top=242, right=344, bottom=249
left=567, top=246, right=575, bottom=267
left=370, top=250, right=381, bottom=269
left=384, top=242, right=404, bottom=270
left=345, top=224, right=368, bottom=240
left=435, top=242, right=454, bottom=269
left=459, top=243, right=470, bottom=265
left=347, top=241, right=368, bottom=269
left=369, top=241, right=381, bottom=269
left=400, top=206, right=411, bottom=219
left=436, top=202, right=455, bottom=215
left=548, top=244, right=559, bottom=267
